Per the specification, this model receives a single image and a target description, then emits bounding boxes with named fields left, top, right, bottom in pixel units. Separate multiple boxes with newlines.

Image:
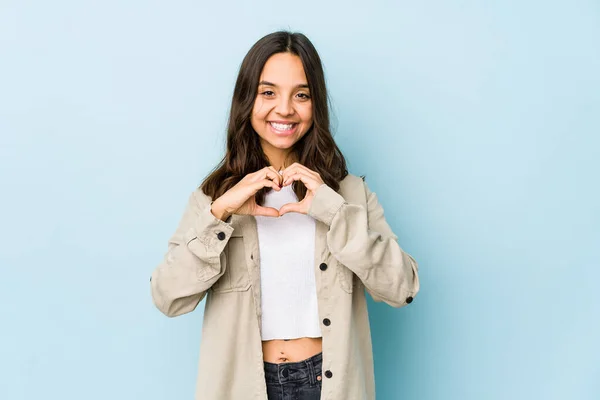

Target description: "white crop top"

left=254, top=184, right=322, bottom=341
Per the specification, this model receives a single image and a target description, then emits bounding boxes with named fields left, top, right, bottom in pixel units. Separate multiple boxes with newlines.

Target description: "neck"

left=262, top=143, right=296, bottom=170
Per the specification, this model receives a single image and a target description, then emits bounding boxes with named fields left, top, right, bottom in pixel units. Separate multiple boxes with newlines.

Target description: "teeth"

left=270, top=122, right=295, bottom=131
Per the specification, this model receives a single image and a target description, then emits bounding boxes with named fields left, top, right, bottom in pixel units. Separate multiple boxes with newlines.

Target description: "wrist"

left=210, top=201, right=231, bottom=222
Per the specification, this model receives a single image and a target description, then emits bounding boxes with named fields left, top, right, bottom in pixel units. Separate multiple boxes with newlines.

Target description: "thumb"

left=278, top=202, right=304, bottom=216
left=253, top=205, right=280, bottom=218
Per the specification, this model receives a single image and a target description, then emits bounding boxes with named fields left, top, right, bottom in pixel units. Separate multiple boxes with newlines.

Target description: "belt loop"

left=277, top=364, right=283, bottom=385
left=305, top=358, right=316, bottom=386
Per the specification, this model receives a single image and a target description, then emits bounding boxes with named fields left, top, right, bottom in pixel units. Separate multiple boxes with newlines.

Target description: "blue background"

left=1, top=1, right=599, bottom=399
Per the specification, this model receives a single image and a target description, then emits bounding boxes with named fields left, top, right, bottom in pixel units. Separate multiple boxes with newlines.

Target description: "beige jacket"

left=150, top=174, right=420, bottom=400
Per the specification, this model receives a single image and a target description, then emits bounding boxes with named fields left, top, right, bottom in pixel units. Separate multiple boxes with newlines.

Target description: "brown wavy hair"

left=200, top=31, right=348, bottom=205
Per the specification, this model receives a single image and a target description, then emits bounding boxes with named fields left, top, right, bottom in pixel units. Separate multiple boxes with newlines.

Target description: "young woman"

left=150, top=31, right=420, bottom=400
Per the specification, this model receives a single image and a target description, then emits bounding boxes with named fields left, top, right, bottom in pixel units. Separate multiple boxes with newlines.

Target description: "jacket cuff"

left=191, top=204, right=235, bottom=253
left=308, top=184, right=346, bottom=226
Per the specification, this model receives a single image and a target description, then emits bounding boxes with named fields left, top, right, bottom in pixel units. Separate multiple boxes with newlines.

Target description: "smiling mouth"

left=269, top=122, right=298, bottom=132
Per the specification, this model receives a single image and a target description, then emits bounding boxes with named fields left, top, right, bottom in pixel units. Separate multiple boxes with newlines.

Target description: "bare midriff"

left=262, top=337, right=323, bottom=363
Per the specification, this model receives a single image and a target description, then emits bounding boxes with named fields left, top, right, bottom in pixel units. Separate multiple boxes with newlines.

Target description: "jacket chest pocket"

left=211, top=233, right=251, bottom=293
left=336, top=261, right=355, bottom=294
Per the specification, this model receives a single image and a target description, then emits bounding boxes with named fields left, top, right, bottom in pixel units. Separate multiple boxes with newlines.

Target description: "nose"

left=275, top=96, right=294, bottom=116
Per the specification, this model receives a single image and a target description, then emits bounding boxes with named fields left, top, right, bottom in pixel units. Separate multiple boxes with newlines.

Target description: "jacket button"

left=406, top=296, right=413, bottom=304
left=325, top=370, right=333, bottom=379
left=319, top=263, right=328, bottom=271
left=217, top=231, right=226, bottom=240
left=323, top=318, right=331, bottom=326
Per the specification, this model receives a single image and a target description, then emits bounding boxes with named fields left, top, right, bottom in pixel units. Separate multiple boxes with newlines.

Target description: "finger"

left=282, top=166, right=320, bottom=186
left=249, top=167, right=277, bottom=183
left=282, top=171, right=303, bottom=186
left=267, top=165, right=282, bottom=176
left=283, top=171, right=317, bottom=189
left=281, top=163, right=300, bottom=180
left=279, top=201, right=306, bottom=216
left=281, top=168, right=293, bottom=183
left=254, top=179, right=280, bottom=192
left=282, top=163, right=317, bottom=178
left=254, top=205, right=280, bottom=218
left=263, top=167, right=283, bottom=187
left=266, top=166, right=283, bottom=186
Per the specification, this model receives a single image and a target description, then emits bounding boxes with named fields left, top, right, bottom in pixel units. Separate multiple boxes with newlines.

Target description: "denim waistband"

left=263, top=352, right=323, bottom=385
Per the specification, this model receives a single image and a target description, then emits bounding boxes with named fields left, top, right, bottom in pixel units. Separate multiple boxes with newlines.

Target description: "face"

left=251, top=52, right=313, bottom=166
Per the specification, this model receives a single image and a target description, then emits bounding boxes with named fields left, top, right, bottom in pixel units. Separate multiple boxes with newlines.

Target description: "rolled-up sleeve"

left=308, top=181, right=420, bottom=308
left=150, top=190, right=234, bottom=317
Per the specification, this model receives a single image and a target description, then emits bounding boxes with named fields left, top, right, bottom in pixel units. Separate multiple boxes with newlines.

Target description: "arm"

left=150, top=190, right=234, bottom=317
left=308, top=180, right=420, bottom=308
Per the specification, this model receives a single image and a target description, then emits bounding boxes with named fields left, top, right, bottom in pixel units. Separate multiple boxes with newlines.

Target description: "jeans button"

left=281, top=368, right=289, bottom=378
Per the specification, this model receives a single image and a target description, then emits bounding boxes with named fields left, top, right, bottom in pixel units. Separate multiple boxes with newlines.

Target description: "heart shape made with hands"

left=262, top=181, right=308, bottom=217
left=266, top=164, right=324, bottom=217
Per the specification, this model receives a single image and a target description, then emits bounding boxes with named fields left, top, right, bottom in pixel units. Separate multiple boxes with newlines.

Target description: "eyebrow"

left=258, top=80, right=309, bottom=89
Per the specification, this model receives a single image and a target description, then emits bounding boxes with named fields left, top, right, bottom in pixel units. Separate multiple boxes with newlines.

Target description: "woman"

left=150, top=31, right=420, bottom=400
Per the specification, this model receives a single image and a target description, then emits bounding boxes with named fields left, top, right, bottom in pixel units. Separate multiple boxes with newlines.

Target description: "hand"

left=211, top=167, right=283, bottom=220
left=278, top=163, right=325, bottom=216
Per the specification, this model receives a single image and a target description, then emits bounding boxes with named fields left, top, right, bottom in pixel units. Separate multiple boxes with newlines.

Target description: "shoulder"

left=337, top=173, right=369, bottom=205
left=338, top=173, right=366, bottom=193
left=187, top=187, right=213, bottom=208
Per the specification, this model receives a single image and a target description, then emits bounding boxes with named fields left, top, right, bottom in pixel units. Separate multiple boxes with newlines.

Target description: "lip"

left=268, top=121, right=299, bottom=136
left=269, top=120, right=299, bottom=124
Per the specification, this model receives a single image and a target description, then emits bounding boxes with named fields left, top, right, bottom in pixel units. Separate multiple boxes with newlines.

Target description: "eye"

left=297, top=93, right=311, bottom=100
left=261, top=90, right=275, bottom=97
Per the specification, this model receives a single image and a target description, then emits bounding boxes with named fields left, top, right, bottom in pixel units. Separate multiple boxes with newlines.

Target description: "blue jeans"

left=264, top=352, right=322, bottom=400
